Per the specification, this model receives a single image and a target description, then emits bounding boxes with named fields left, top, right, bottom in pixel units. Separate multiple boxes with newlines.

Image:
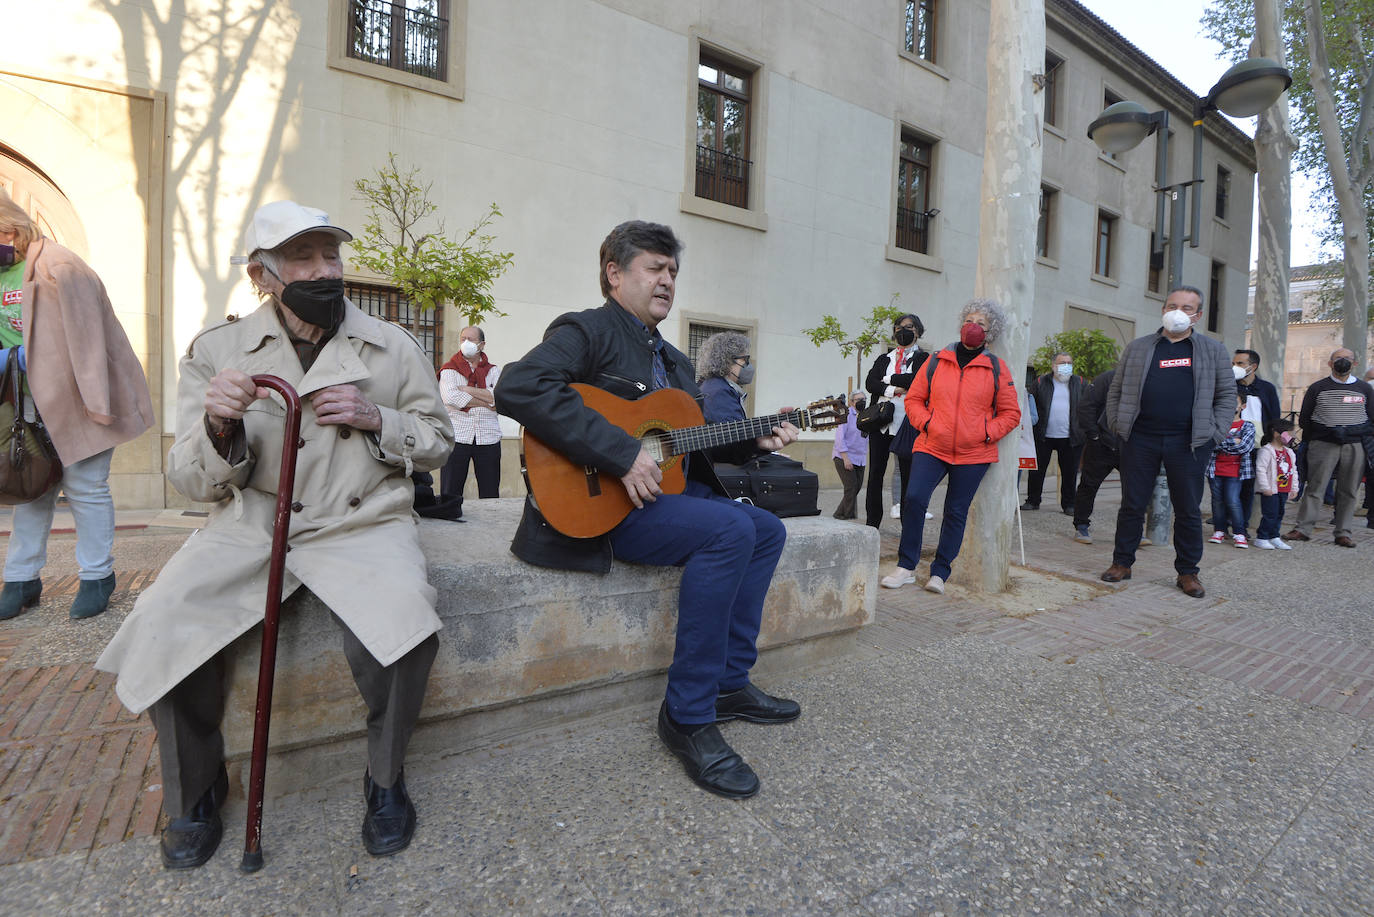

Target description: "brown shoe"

left=1334, top=535, right=1356, bottom=548
left=1284, top=529, right=1311, bottom=542
left=1100, top=563, right=1132, bottom=583
left=1176, top=574, right=1206, bottom=598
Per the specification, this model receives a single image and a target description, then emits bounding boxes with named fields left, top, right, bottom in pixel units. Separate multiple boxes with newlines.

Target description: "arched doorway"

left=0, top=143, right=89, bottom=258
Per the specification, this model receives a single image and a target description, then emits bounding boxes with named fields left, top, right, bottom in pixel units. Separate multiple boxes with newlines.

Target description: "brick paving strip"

left=0, top=573, right=162, bottom=867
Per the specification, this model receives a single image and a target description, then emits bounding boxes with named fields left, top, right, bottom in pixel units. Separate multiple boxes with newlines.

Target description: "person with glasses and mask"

left=695, top=330, right=755, bottom=424
left=97, top=201, right=454, bottom=869
left=864, top=313, right=927, bottom=528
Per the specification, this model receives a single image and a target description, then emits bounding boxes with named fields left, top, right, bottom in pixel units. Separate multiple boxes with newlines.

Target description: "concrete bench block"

left=221, top=497, right=879, bottom=759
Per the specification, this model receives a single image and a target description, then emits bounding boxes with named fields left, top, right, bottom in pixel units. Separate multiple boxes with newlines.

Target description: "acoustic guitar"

left=521, top=383, right=846, bottom=538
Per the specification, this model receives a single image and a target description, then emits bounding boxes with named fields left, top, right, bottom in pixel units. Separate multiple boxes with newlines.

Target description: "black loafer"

left=161, top=765, right=228, bottom=869
left=362, top=770, right=416, bottom=857
left=657, top=703, right=759, bottom=799
left=715, top=683, right=801, bottom=724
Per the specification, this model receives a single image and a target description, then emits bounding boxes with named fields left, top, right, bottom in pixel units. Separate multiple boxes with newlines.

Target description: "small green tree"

left=351, top=153, right=515, bottom=339
left=802, top=298, right=908, bottom=389
left=1030, top=328, right=1120, bottom=381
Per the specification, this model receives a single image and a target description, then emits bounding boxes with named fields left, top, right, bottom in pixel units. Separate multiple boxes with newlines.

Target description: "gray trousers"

left=1295, top=440, right=1366, bottom=539
left=149, top=608, right=439, bottom=817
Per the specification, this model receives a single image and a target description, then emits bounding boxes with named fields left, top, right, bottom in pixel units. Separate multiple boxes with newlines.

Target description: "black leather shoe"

left=362, top=770, right=416, bottom=856
left=160, top=766, right=228, bottom=869
left=715, top=683, right=801, bottom=724
left=0, top=579, right=41, bottom=621
left=1020, top=501, right=1039, bottom=511
left=657, top=703, right=759, bottom=799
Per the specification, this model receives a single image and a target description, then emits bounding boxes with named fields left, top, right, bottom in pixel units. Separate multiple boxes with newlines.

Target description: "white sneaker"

left=925, top=512, right=934, bottom=519
left=1233, top=534, right=1249, bottom=549
left=881, top=567, right=915, bottom=588
left=1209, top=531, right=1226, bottom=544
left=890, top=504, right=902, bottom=519
left=1271, top=538, right=1293, bottom=550
left=924, top=575, right=945, bottom=594
left=1254, top=538, right=1275, bottom=549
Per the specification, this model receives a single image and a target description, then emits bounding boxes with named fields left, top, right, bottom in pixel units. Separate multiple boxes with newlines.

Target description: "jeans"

left=1072, top=438, right=1118, bottom=528
left=1026, top=436, right=1082, bottom=511
left=609, top=480, right=786, bottom=725
left=1112, top=432, right=1211, bottom=575
left=1208, top=475, right=1247, bottom=538
left=1257, top=493, right=1291, bottom=540
left=864, top=429, right=910, bottom=527
left=4, top=448, right=115, bottom=581
left=440, top=440, right=501, bottom=499
left=896, top=451, right=990, bottom=580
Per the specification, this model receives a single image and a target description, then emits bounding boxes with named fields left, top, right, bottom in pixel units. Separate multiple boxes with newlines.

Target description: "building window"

left=1036, top=186, right=1056, bottom=259
left=1094, top=211, right=1115, bottom=278
left=895, top=132, right=935, bottom=255
left=1215, top=165, right=1231, bottom=221
left=1146, top=233, right=1165, bottom=293
left=329, top=0, right=465, bottom=99
left=904, top=0, right=937, bottom=62
left=696, top=54, right=753, bottom=209
left=1043, top=52, right=1064, bottom=128
left=345, top=281, right=444, bottom=370
left=1208, top=261, right=1223, bottom=333
left=687, top=322, right=750, bottom=368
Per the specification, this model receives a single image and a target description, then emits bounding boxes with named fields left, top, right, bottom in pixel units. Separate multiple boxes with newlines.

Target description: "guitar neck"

left=666, top=409, right=807, bottom=456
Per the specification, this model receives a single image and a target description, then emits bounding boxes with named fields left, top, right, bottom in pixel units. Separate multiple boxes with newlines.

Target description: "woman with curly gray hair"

left=696, top=331, right=754, bottom=423
left=880, top=298, right=1021, bottom=594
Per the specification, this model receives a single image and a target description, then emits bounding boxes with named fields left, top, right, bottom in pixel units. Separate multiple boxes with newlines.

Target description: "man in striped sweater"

left=1286, top=348, right=1374, bottom=547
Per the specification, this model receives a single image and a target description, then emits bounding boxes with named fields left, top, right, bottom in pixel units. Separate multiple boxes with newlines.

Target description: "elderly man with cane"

left=97, top=201, right=453, bottom=868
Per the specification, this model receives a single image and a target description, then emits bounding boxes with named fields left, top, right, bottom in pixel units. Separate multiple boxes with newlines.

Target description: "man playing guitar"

left=497, top=220, right=801, bottom=799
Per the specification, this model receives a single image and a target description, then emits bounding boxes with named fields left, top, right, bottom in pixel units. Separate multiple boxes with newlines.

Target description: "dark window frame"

left=346, top=0, right=450, bottom=82
left=1215, top=164, right=1231, bottom=221
left=1043, top=52, right=1064, bottom=128
left=1036, top=186, right=1056, bottom=259
left=695, top=52, right=754, bottom=210
left=904, top=0, right=937, bottom=62
left=1146, top=232, right=1165, bottom=293
left=1094, top=211, right=1116, bottom=278
left=895, top=130, right=934, bottom=255
left=1208, top=261, right=1223, bottom=333
left=344, top=280, right=444, bottom=370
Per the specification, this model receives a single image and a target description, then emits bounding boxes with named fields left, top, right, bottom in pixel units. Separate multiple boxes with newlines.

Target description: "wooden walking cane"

left=240, top=375, right=302, bottom=873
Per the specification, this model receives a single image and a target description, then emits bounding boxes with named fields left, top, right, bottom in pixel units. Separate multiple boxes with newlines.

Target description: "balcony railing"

left=695, top=145, right=751, bottom=209
left=896, top=206, right=936, bottom=254
left=348, top=0, right=447, bottom=81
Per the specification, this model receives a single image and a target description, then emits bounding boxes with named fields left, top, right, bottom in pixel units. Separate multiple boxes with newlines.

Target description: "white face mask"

left=1054, top=364, right=1073, bottom=378
left=1232, top=364, right=1248, bottom=381
left=460, top=340, right=480, bottom=359
left=1162, top=309, right=1193, bottom=333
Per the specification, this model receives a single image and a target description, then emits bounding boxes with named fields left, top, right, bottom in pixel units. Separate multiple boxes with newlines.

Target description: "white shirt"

left=440, top=363, right=502, bottom=446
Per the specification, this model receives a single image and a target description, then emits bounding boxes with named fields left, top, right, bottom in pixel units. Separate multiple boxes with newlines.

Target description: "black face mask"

left=0, top=244, right=17, bottom=268
left=894, top=328, right=916, bottom=347
left=279, top=277, right=345, bottom=332
left=1333, top=358, right=1353, bottom=376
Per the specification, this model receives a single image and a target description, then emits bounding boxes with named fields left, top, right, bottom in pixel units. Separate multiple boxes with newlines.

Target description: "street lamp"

left=1086, top=58, right=1291, bottom=291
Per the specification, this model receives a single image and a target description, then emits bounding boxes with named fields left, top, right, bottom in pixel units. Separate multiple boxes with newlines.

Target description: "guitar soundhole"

left=583, top=466, right=602, bottom=497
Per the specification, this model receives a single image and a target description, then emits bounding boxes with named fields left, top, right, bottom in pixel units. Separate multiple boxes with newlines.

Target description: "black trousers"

left=864, top=429, right=911, bottom=527
left=1072, top=438, right=1119, bottom=528
left=1112, top=431, right=1211, bottom=575
left=441, top=440, right=501, bottom=499
left=1026, top=436, right=1081, bottom=511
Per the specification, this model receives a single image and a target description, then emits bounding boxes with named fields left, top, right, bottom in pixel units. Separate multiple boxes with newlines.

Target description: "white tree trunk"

left=1303, top=0, right=1372, bottom=361
left=1252, top=0, right=1297, bottom=390
left=963, top=0, right=1045, bottom=594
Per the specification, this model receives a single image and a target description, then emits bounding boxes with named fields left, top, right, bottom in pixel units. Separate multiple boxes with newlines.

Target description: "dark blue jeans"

left=1113, top=431, right=1211, bottom=575
left=897, top=451, right=990, bottom=580
left=1208, top=474, right=1247, bottom=538
left=1257, top=493, right=1289, bottom=540
left=609, top=480, right=786, bottom=725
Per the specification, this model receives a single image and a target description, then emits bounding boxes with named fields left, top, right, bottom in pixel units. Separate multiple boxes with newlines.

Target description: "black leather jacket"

left=497, top=300, right=757, bottom=573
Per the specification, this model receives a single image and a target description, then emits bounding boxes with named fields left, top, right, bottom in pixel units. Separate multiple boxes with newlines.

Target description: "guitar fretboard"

left=666, top=410, right=810, bottom=455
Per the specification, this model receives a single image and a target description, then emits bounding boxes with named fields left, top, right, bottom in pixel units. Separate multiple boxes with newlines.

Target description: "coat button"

left=348, top=497, right=360, bottom=507
left=296, top=437, right=305, bottom=449
left=339, top=428, right=351, bottom=439
left=291, top=501, right=303, bottom=512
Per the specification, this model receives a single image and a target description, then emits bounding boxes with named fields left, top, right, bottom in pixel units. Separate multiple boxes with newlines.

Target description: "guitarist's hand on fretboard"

left=755, top=413, right=800, bottom=452
left=620, top=447, right=664, bottom=508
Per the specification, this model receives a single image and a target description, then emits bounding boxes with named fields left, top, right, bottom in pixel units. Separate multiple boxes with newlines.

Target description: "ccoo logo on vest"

left=1158, top=358, right=1192, bottom=368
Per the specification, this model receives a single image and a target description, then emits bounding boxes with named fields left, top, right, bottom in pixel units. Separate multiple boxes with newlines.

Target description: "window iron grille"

left=347, top=0, right=448, bottom=81
left=695, top=145, right=752, bottom=209
left=345, top=281, right=444, bottom=370
left=896, top=206, right=939, bottom=255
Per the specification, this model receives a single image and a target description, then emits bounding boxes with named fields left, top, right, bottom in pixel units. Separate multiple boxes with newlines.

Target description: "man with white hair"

left=97, top=201, right=453, bottom=868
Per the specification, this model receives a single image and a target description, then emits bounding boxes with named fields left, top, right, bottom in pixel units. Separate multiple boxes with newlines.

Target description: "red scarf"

left=440, top=351, right=493, bottom=412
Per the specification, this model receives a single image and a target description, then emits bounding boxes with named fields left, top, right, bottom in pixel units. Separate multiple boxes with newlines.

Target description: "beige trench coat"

left=96, top=300, right=455, bottom=714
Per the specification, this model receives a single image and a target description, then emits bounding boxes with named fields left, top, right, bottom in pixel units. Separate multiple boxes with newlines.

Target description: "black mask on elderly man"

left=278, top=277, right=346, bottom=332
left=1333, top=357, right=1354, bottom=377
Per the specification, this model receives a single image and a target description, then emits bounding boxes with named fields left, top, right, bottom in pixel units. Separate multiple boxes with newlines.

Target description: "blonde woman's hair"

left=0, top=189, right=41, bottom=255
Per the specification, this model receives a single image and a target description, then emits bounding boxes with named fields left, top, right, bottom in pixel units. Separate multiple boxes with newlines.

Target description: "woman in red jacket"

left=881, top=298, right=1021, bottom=593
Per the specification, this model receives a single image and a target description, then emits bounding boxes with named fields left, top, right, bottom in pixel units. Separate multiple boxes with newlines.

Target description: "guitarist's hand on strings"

left=756, top=412, right=800, bottom=452
left=620, top=447, right=664, bottom=509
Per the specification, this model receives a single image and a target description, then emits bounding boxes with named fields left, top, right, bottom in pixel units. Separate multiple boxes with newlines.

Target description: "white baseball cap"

left=237, top=200, right=352, bottom=260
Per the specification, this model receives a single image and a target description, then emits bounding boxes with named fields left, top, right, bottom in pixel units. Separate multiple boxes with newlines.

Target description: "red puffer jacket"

left=904, top=347, right=1022, bottom=464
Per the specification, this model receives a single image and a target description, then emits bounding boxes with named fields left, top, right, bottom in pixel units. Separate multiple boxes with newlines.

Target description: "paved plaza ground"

left=2, top=477, right=1373, bottom=915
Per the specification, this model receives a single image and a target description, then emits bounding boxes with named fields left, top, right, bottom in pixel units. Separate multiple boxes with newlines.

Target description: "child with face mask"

left=1254, top=420, right=1300, bottom=549
left=1206, top=395, right=1257, bottom=548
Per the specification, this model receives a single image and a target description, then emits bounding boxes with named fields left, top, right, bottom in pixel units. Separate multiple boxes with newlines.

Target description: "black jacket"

left=496, top=300, right=758, bottom=573
left=1031, top=372, right=1084, bottom=446
left=1077, top=369, right=1118, bottom=451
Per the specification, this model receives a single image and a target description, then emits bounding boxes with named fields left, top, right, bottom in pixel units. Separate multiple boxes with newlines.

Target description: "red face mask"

left=960, top=322, right=986, bottom=349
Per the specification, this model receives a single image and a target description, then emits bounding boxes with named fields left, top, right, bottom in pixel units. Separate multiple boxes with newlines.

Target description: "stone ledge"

left=219, top=497, right=879, bottom=764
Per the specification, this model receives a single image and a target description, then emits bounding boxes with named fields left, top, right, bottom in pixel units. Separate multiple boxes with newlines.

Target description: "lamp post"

left=1086, top=58, right=1291, bottom=547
